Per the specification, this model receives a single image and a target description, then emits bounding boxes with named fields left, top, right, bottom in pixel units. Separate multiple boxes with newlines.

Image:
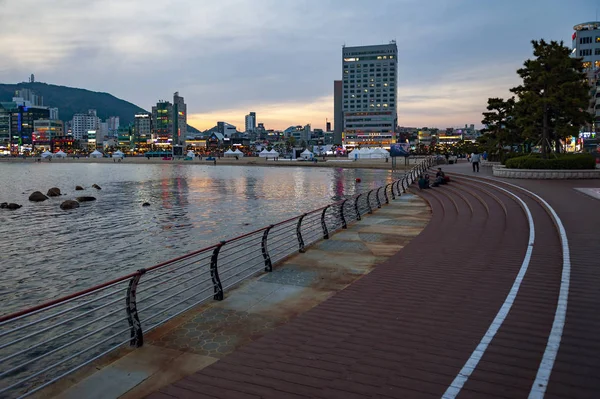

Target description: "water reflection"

left=0, top=163, right=394, bottom=314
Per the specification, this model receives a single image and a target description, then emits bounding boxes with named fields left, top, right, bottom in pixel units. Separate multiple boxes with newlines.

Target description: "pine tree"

left=510, top=40, right=592, bottom=157
left=481, top=97, right=519, bottom=151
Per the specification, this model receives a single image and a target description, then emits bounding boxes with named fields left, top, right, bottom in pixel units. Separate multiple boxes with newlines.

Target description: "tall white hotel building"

left=341, top=41, right=398, bottom=147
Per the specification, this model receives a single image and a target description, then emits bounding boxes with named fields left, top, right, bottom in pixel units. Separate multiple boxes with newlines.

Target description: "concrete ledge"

left=493, top=165, right=600, bottom=179
left=482, top=161, right=501, bottom=167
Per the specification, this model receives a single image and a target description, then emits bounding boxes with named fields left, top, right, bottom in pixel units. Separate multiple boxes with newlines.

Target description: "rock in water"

left=47, top=187, right=61, bottom=197
left=142, top=202, right=151, bottom=207
left=75, top=186, right=84, bottom=191
left=7, top=203, right=22, bottom=210
left=0, top=203, right=7, bottom=208
left=29, top=191, right=49, bottom=202
left=76, top=196, right=96, bottom=202
left=60, top=200, right=80, bottom=210
left=92, top=184, right=102, bottom=190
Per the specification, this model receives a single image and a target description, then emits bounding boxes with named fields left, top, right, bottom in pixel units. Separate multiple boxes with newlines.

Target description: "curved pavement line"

left=441, top=178, right=536, bottom=399
left=471, top=175, right=571, bottom=399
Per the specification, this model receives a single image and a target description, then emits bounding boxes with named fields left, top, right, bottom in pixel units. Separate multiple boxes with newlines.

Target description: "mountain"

left=0, top=82, right=200, bottom=133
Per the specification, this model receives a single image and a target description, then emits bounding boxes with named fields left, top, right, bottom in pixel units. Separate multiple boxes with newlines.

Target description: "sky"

left=0, top=0, right=598, bottom=131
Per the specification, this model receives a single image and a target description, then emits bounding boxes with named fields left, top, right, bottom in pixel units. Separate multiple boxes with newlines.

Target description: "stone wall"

left=493, top=165, right=600, bottom=179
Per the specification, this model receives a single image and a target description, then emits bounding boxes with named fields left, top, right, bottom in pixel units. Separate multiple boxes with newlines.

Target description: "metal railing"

left=0, top=157, right=434, bottom=398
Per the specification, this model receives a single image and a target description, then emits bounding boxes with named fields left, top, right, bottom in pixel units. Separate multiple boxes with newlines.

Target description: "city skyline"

left=0, top=0, right=596, bottom=131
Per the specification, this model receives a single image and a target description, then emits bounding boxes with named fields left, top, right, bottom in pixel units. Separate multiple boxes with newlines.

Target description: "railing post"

left=296, top=214, right=306, bottom=253
left=354, top=194, right=362, bottom=221
left=126, top=269, right=145, bottom=348
left=210, top=242, right=225, bottom=300
left=321, top=206, right=330, bottom=239
left=385, top=184, right=391, bottom=203
left=262, top=225, right=274, bottom=272
left=366, top=190, right=373, bottom=214
left=376, top=187, right=382, bottom=208
left=339, top=200, right=348, bottom=229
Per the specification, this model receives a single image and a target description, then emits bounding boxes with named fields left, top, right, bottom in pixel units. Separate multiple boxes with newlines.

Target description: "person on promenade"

left=418, top=174, right=430, bottom=189
left=471, top=151, right=481, bottom=172
left=435, top=167, right=449, bottom=184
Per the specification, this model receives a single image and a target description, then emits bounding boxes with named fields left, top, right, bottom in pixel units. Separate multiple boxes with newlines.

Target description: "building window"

left=596, top=48, right=600, bottom=55
left=580, top=36, right=593, bottom=44
left=580, top=49, right=593, bottom=56
left=596, top=60, right=600, bottom=69
left=596, top=37, right=600, bottom=43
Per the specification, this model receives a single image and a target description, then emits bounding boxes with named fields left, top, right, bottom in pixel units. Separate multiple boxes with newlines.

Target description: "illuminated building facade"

left=33, top=119, right=64, bottom=150
left=341, top=42, right=398, bottom=147
left=134, top=113, right=152, bottom=153
left=572, top=22, right=600, bottom=131
left=151, top=92, right=187, bottom=151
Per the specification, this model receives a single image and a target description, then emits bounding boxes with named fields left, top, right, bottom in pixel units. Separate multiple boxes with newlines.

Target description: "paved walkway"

left=149, top=161, right=600, bottom=399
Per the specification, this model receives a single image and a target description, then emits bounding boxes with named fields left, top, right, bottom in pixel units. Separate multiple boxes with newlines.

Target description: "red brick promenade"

left=148, top=162, right=600, bottom=399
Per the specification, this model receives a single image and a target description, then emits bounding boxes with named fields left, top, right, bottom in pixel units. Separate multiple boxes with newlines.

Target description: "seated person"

left=418, top=174, right=430, bottom=189
left=436, top=167, right=450, bottom=184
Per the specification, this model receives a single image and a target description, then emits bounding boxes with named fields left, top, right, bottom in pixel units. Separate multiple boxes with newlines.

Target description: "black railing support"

left=376, top=187, right=382, bottom=208
left=354, top=194, right=362, bottom=221
left=339, top=200, right=348, bottom=229
left=388, top=183, right=395, bottom=201
left=126, top=269, right=145, bottom=347
left=321, top=206, right=330, bottom=239
left=366, top=190, right=373, bottom=214
left=210, top=242, right=225, bottom=300
left=296, top=214, right=306, bottom=253
left=262, top=225, right=274, bottom=272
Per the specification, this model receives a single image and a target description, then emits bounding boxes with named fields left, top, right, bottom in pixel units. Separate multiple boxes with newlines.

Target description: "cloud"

left=0, top=0, right=594, bottom=130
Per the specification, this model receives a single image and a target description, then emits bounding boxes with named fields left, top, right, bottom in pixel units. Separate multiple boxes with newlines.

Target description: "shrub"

left=505, top=154, right=596, bottom=169
left=500, top=152, right=530, bottom=165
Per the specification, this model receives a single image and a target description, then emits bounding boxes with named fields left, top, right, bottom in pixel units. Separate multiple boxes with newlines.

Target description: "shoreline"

left=0, top=156, right=422, bottom=170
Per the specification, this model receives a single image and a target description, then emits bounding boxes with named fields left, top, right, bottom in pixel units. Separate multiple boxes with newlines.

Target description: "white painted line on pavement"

left=442, top=179, right=535, bottom=399
left=481, top=178, right=571, bottom=399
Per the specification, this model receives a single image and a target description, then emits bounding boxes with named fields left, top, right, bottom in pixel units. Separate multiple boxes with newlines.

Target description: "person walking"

left=471, top=151, right=481, bottom=172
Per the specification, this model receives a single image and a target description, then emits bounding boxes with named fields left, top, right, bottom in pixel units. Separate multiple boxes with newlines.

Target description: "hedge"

left=504, top=154, right=596, bottom=170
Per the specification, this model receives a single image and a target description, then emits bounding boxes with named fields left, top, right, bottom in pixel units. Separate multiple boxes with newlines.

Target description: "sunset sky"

left=0, top=0, right=596, bottom=131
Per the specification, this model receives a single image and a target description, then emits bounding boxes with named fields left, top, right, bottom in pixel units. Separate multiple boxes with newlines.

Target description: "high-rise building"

left=49, top=108, right=59, bottom=120
left=341, top=42, right=398, bottom=147
left=333, top=80, right=343, bottom=145
left=72, top=110, right=100, bottom=140
left=326, top=121, right=332, bottom=132
left=173, top=92, right=186, bottom=146
left=15, top=88, right=43, bottom=106
left=134, top=113, right=152, bottom=152
left=245, top=112, right=256, bottom=133
left=152, top=101, right=173, bottom=146
left=107, top=116, right=120, bottom=134
left=572, top=22, right=600, bottom=130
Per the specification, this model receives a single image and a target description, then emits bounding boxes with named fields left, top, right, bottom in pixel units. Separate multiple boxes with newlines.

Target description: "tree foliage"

left=481, top=39, right=593, bottom=157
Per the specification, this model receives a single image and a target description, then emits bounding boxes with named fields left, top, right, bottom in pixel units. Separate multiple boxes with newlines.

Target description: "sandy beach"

left=0, top=155, right=422, bottom=170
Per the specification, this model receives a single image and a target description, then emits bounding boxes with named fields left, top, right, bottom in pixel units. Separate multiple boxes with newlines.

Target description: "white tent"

left=300, top=149, right=313, bottom=160
left=113, top=150, right=125, bottom=158
left=90, top=150, right=103, bottom=158
left=233, top=148, right=244, bottom=158
left=348, top=149, right=359, bottom=160
left=41, top=151, right=53, bottom=158
left=54, top=150, right=67, bottom=158
left=259, top=149, right=270, bottom=158
left=371, top=148, right=389, bottom=159
left=359, top=148, right=373, bottom=159
left=267, top=149, right=279, bottom=158
left=224, top=149, right=236, bottom=157
left=186, top=150, right=195, bottom=158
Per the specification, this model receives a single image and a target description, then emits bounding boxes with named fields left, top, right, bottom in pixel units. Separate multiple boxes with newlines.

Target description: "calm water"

left=0, top=163, right=396, bottom=315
